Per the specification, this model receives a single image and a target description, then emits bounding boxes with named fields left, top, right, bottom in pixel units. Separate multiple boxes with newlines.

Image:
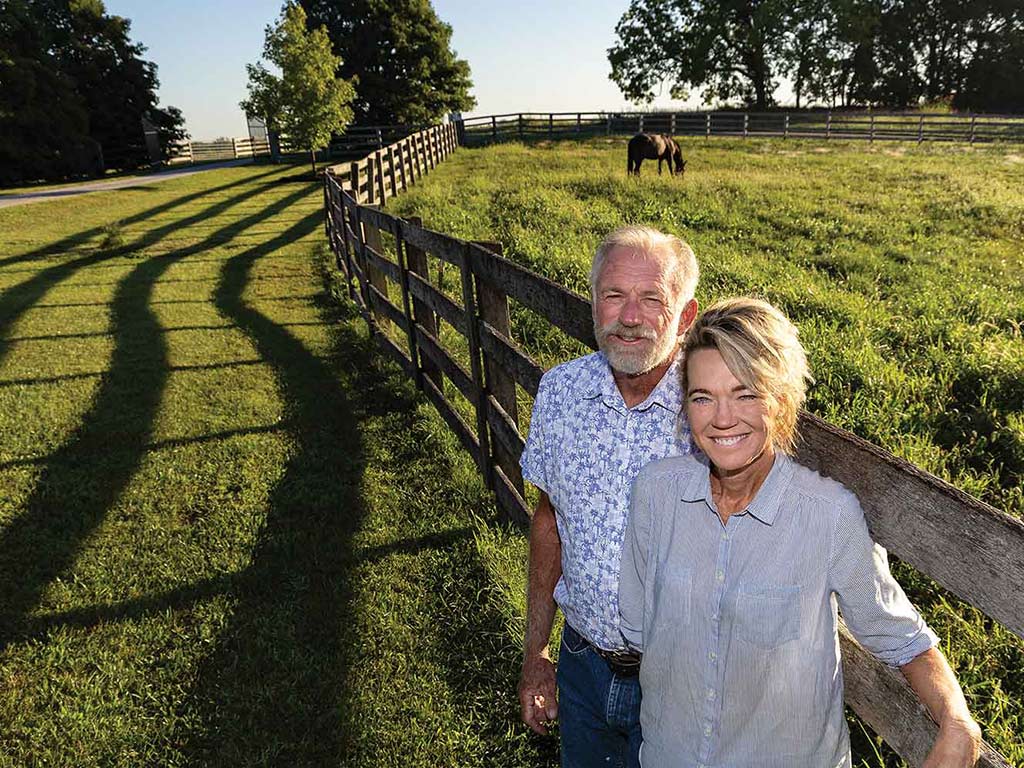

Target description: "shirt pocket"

left=653, top=566, right=692, bottom=628
left=734, top=584, right=802, bottom=650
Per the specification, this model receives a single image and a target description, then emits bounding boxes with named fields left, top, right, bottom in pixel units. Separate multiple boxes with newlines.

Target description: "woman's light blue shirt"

left=619, top=451, right=938, bottom=768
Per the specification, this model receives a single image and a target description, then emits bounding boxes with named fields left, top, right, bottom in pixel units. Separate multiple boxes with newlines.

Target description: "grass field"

left=385, top=136, right=1024, bottom=764
left=0, top=163, right=554, bottom=766
left=1, top=138, right=1021, bottom=766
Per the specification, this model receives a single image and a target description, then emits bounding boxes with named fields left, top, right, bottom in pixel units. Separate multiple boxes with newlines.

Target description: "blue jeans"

left=557, top=623, right=642, bottom=768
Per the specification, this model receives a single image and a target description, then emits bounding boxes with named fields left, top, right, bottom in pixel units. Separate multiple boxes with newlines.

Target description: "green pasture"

left=0, top=164, right=552, bottom=766
left=386, top=135, right=1024, bottom=763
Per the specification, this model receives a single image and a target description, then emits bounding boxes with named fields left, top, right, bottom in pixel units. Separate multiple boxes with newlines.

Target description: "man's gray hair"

left=590, top=225, right=699, bottom=306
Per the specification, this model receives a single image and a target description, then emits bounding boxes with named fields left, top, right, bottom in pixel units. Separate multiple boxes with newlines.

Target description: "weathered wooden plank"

left=362, top=244, right=401, bottom=284
left=404, top=215, right=442, bottom=391
left=479, top=322, right=543, bottom=398
left=458, top=240, right=494, bottom=489
left=401, top=222, right=466, bottom=268
left=468, top=242, right=597, bottom=350
left=422, top=375, right=481, bottom=465
left=373, top=330, right=415, bottom=377
left=796, top=412, right=1024, bottom=641
left=361, top=215, right=390, bottom=330
left=358, top=205, right=400, bottom=236
left=839, top=622, right=1011, bottom=768
left=415, top=326, right=478, bottom=405
left=367, top=284, right=409, bottom=331
left=493, top=464, right=531, bottom=529
left=474, top=240, right=524, bottom=496
left=487, top=395, right=525, bottom=460
left=407, top=272, right=467, bottom=336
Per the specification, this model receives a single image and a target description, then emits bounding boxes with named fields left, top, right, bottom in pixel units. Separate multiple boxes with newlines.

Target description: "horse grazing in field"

left=627, top=133, right=686, bottom=177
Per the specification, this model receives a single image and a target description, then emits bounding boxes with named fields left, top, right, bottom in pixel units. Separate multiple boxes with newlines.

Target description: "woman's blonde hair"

left=680, top=297, right=812, bottom=454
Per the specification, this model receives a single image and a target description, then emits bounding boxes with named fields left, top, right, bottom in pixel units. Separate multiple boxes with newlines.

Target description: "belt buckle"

left=599, top=648, right=642, bottom=677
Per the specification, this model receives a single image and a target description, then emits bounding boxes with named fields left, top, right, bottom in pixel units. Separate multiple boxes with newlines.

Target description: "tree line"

left=0, top=0, right=187, bottom=185
left=609, top=0, right=1024, bottom=113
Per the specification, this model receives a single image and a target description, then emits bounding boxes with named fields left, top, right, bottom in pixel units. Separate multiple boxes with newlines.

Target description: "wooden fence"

left=322, top=121, right=1021, bottom=768
left=457, top=110, right=1024, bottom=146
left=169, top=136, right=272, bottom=165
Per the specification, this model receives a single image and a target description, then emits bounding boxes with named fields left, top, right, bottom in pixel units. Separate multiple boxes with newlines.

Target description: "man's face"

left=593, top=247, right=691, bottom=375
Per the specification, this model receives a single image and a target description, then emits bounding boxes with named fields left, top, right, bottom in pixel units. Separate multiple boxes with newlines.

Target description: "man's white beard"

left=595, top=319, right=679, bottom=375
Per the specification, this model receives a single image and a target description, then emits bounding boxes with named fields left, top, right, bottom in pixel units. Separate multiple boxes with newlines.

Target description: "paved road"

left=0, top=159, right=257, bottom=209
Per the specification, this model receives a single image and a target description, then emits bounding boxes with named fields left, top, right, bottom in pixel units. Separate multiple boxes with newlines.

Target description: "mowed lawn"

left=0, top=163, right=554, bottom=766
left=387, top=136, right=1024, bottom=764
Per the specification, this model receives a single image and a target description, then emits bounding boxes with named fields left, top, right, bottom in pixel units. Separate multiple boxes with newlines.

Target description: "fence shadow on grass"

left=0, top=167, right=281, bottom=272
left=0, top=181, right=319, bottom=651
left=182, top=209, right=370, bottom=764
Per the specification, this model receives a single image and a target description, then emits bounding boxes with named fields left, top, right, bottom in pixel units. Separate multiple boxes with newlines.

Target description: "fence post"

left=376, top=128, right=383, bottom=149
left=518, top=114, right=524, bottom=139
left=387, top=146, right=398, bottom=200
left=918, top=114, right=924, bottom=145
left=826, top=111, right=832, bottom=140
left=492, top=115, right=498, bottom=141
left=970, top=115, right=976, bottom=145
left=460, top=243, right=494, bottom=486
left=638, top=114, right=644, bottom=133
left=403, top=216, right=442, bottom=391
left=743, top=113, right=749, bottom=139
left=473, top=241, right=525, bottom=499
left=784, top=113, right=790, bottom=139
left=352, top=205, right=373, bottom=314
left=393, top=219, right=421, bottom=387
left=365, top=156, right=376, bottom=205
left=548, top=113, right=554, bottom=138
left=232, top=137, right=239, bottom=159
left=670, top=113, right=677, bottom=135
left=349, top=161, right=360, bottom=203
left=375, top=151, right=387, bottom=203
left=606, top=114, right=612, bottom=135
left=577, top=113, right=582, bottom=133
left=362, top=208, right=389, bottom=330
left=705, top=113, right=711, bottom=139
left=870, top=113, right=876, bottom=143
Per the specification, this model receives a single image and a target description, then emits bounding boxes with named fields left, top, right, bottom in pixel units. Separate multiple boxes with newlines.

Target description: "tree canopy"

left=608, top=0, right=1024, bottom=111
left=241, top=2, right=356, bottom=174
left=0, top=0, right=187, bottom=184
left=299, top=0, right=475, bottom=126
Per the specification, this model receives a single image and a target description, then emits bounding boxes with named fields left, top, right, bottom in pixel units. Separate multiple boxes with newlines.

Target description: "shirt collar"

left=680, top=451, right=795, bottom=526
left=580, top=351, right=683, bottom=413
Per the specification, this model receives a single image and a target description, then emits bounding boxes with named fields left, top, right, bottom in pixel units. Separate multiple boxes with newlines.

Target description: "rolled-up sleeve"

left=619, top=467, right=655, bottom=652
left=828, top=492, right=938, bottom=667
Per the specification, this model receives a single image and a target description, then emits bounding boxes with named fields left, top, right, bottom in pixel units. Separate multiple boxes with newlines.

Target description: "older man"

left=518, top=225, right=700, bottom=767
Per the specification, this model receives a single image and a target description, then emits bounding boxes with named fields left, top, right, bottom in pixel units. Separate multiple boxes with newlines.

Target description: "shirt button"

left=708, top=650, right=717, bottom=661
left=715, top=570, right=725, bottom=581
left=704, top=725, right=712, bottom=736
left=707, top=688, right=716, bottom=700
left=721, top=532, right=729, bottom=541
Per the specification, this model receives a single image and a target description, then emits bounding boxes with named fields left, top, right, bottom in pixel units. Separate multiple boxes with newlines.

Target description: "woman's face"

left=685, top=347, right=775, bottom=479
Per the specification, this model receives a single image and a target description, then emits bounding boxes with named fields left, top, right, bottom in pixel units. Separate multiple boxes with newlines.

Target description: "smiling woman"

left=618, top=297, right=982, bottom=768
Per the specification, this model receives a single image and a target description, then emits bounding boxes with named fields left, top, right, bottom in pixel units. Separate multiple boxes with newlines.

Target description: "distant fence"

left=322, top=120, right=1021, bottom=768
left=169, top=137, right=271, bottom=165
left=167, top=124, right=439, bottom=167
left=457, top=110, right=1024, bottom=146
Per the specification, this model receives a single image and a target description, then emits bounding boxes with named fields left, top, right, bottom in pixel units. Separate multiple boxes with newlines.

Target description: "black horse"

left=627, top=133, right=686, bottom=177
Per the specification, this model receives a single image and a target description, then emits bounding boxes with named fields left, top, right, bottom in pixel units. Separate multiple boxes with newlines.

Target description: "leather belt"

left=593, top=645, right=642, bottom=677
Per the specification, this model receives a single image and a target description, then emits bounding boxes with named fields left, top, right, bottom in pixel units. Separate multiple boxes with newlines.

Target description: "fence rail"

left=456, top=110, right=1024, bottom=146
left=323, top=121, right=1020, bottom=768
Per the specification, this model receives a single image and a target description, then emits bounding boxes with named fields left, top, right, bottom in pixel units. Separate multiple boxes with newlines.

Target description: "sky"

left=105, top=0, right=704, bottom=141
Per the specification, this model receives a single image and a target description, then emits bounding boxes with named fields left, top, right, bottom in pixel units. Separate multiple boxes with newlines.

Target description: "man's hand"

left=921, top=717, right=982, bottom=768
left=518, top=652, right=558, bottom=735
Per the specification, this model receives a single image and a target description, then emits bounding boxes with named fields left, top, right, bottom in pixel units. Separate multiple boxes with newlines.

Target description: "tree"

left=299, top=0, right=475, bottom=126
left=0, top=0, right=186, bottom=183
left=609, top=0, right=790, bottom=110
left=241, top=2, right=356, bottom=175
